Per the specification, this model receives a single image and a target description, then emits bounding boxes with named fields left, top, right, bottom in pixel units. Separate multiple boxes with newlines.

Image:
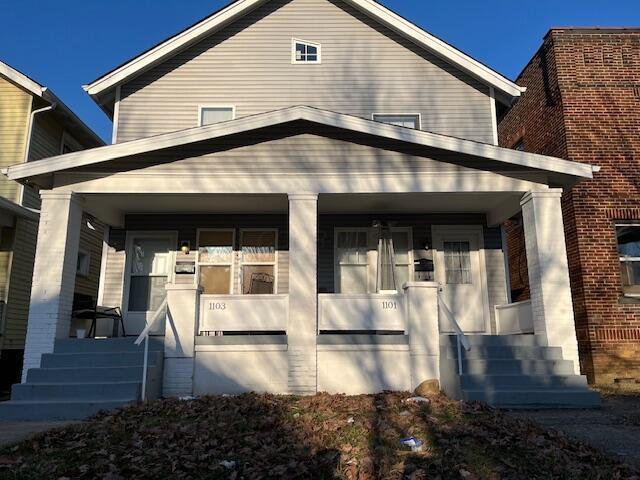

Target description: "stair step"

left=26, top=365, right=154, bottom=383
left=462, top=389, right=602, bottom=408
left=458, top=346, right=563, bottom=360
left=462, top=359, right=576, bottom=375
left=11, top=382, right=141, bottom=401
left=0, top=399, right=137, bottom=421
left=460, top=374, right=589, bottom=390
left=54, top=337, right=164, bottom=353
left=447, top=335, right=544, bottom=347
left=41, top=351, right=161, bottom=368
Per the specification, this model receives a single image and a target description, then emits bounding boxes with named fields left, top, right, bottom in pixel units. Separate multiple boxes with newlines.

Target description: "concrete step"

left=462, top=359, right=576, bottom=376
left=458, top=346, right=564, bottom=361
left=460, top=374, right=589, bottom=390
left=26, top=365, right=152, bottom=383
left=54, top=337, right=164, bottom=353
left=462, top=389, right=602, bottom=408
left=0, top=399, right=137, bottom=421
left=447, top=335, right=544, bottom=347
left=11, top=381, right=141, bottom=401
left=41, top=351, right=161, bottom=368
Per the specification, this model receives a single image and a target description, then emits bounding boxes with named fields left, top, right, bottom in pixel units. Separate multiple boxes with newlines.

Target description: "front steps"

left=0, top=338, right=164, bottom=421
left=441, top=335, right=601, bottom=409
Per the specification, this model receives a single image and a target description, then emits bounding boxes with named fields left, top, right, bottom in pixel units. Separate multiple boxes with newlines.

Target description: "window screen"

left=200, top=107, right=234, bottom=126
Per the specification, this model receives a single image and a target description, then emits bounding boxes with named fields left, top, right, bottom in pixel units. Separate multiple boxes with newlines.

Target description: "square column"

left=287, top=193, right=318, bottom=394
left=521, top=189, right=580, bottom=373
left=22, top=191, right=83, bottom=381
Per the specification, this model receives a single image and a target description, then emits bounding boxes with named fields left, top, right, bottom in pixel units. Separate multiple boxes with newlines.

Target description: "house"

left=499, top=28, right=640, bottom=385
left=0, top=61, right=105, bottom=393
left=0, top=0, right=600, bottom=420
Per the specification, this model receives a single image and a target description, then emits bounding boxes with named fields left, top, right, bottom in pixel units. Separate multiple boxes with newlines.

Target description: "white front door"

left=432, top=226, right=490, bottom=333
left=123, top=232, right=176, bottom=335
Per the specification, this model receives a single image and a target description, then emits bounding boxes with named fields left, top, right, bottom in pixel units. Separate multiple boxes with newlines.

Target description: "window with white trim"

left=240, top=230, right=277, bottom=295
left=391, top=230, right=412, bottom=289
left=373, top=114, right=420, bottom=130
left=199, top=106, right=235, bottom=126
left=444, top=241, right=472, bottom=284
left=197, top=230, right=234, bottom=294
left=336, top=230, right=369, bottom=294
left=617, top=224, right=640, bottom=295
left=292, top=39, right=321, bottom=64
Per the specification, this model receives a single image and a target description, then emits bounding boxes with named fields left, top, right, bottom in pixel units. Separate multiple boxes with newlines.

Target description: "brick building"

left=499, top=28, right=640, bottom=384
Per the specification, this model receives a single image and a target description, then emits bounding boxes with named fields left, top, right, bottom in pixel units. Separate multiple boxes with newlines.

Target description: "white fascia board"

left=0, top=60, right=45, bottom=97
left=84, top=0, right=522, bottom=101
left=6, top=106, right=593, bottom=181
left=83, top=0, right=268, bottom=96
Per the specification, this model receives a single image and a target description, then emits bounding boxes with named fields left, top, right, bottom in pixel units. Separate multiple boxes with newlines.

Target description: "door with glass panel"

left=432, top=226, right=489, bottom=333
left=123, top=232, right=176, bottom=335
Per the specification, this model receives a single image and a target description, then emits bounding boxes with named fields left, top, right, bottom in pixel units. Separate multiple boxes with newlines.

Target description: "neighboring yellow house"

left=0, top=60, right=104, bottom=391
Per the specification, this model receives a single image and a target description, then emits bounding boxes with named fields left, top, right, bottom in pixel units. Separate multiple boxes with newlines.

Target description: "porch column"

left=287, top=193, right=318, bottom=394
left=521, top=189, right=580, bottom=373
left=21, top=191, right=83, bottom=381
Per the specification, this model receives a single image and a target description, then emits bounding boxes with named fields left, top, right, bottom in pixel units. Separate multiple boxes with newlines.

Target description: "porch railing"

left=134, top=298, right=168, bottom=401
left=437, top=293, right=471, bottom=375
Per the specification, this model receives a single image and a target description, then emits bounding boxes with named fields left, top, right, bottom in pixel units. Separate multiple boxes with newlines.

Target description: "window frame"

left=334, top=228, right=370, bottom=294
left=76, top=248, right=91, bottom=277
left=196, top=228, right=236, bottom=295
left=372, top=113, right=422, bottom=130
left=616, top=222, right=640, bottom=297
left=198, top=105, right=236, bottom=127
left=239, top=228, right=278, bottom=295
left=388, top=227, right=414, bottom=292
left=291, top=38, right=322, bottom=64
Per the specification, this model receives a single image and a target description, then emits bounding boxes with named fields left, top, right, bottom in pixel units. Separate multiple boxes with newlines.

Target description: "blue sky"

left=1, top=0, right=638, bottom=142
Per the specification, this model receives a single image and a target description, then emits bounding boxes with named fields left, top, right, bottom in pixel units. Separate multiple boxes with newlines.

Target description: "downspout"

left=24, top=103, right=56, bottom=163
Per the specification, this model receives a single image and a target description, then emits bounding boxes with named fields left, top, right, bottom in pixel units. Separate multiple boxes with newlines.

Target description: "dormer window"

left=292, top=39, right=321, bottom=64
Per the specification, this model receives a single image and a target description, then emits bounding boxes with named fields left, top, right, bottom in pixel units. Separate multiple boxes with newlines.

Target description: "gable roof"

left=5, top=106, right=592, bottom=187
left=0, top=60, right=105, bottom=147
left=83, top=0, right=524, bottom=114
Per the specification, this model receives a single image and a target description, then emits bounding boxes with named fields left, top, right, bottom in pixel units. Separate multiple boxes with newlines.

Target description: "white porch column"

left=521, top=189, right=580, bottom=373
left=404, top=282, right=440, bottom=389
left=22, top=191, right=83, bottom=381
left=287, top=193, right=318, bottom=394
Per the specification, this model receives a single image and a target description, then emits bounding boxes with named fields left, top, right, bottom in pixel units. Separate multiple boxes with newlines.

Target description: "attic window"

left=292, top=39, right=321, bottom=64
left=373, top=114, right=421, bottom=130
left=199, top=106, right=235, bottom=126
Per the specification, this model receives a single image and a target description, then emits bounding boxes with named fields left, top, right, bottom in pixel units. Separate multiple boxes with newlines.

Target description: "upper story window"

left=372, top=114, right=421, bottom=130
left=199, top=106, right=235, bottom=126
left=617, top=224, right=640, bottom=296
left=292, top=39, right=321, bottom=64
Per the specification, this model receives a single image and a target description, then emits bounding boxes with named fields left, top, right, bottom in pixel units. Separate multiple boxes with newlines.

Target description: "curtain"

left=376, top=222, right=397, bottom=292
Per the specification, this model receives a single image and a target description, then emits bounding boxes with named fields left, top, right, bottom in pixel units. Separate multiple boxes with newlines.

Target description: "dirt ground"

left=511, top=388, right=640, bottom=468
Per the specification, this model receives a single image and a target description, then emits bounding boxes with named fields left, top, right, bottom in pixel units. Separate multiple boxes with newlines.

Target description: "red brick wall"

left=499, top=29, right=640, bottom=383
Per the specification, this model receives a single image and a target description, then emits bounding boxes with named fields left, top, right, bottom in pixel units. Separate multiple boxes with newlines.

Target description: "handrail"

left=134, top=298, right=168, bottom=401
left=437, top=293, right=471, bottom=375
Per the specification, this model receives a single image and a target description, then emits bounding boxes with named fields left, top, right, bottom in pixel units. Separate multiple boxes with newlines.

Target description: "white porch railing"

left=199, top=294, right=288, bottom=333
left=318, top=293, right=406, bottom=332
left=134, top=298, right=168, bottom=401
left=437, top=294, right=471, bottom=375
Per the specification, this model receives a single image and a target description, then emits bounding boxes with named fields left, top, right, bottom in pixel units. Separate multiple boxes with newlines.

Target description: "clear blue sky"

left=1, top=0, right=638, bottom=142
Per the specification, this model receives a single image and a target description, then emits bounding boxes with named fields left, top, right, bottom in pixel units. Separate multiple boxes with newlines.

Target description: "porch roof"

left=4, top=106, right=594, bottom=187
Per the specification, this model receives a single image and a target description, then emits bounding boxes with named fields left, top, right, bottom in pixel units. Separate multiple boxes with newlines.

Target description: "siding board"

left=118, top=0, right=493, bottom=143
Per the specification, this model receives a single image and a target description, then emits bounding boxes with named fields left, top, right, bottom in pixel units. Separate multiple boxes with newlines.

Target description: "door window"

left=444, top=241, right=472, bottom=284
left=128, top=237, right=172, bottom=311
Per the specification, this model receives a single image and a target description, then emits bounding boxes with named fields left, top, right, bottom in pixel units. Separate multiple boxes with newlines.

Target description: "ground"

left=1, top=392, right=638, bottom=480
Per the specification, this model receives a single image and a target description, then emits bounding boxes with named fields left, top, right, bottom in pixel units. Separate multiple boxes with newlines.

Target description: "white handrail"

left=134, top=298, right=168, bottom=401
left=437, top=294, right=471, bottom=375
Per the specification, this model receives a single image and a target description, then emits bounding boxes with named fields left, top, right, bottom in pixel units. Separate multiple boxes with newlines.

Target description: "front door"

left=123, top=232, right=176, bottom=335
left=432, top=226, right=490, bottom=333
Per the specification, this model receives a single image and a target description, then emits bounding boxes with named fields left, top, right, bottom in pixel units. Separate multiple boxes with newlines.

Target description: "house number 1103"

left=209, top=302, right=226, bottom=311
left=382, top=301, right=397, bottom=310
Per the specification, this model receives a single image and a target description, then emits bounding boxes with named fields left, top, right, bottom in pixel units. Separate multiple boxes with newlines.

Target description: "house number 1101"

left=382, top=301, right=397, bottom=310
left=209, top=302, right=226, bottom=311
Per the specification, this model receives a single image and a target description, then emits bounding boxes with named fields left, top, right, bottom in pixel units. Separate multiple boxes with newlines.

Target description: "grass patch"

left=0, top=392, right=636, bottom=479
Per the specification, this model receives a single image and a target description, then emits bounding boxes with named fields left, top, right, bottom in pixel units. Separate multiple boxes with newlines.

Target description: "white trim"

left=372, top=113, right=422, bottom=130
left=489, top=87, right=499, bottom=146
left=198, top=105, right=236, bottom=126
left=7, top=106, right=594, bottom=182
left=500, top=224, right=512, bottom=304
left=197, top=228, right=236, bottom=295
left=239, top=228, right=278, bottom=295
left=0, top=60, right=44, bottom=97
left=291, top=38, right=322, bottom=64
left=334, top=228, right=370, bottom=294
left=97, top=225, right=110, bottom=305
left=83, top=0, right=523, bottom=101
left=112, top=86, right=121, bottom=144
